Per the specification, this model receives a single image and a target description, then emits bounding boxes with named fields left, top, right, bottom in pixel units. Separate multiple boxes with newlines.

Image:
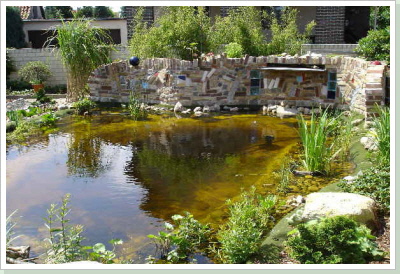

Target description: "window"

left=250, top=70, right=261, bottom=95
left=327, top=70, right=337, bottom=99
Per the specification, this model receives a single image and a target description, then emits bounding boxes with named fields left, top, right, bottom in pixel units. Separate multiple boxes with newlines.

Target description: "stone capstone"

left=295, top=192, right=378, bottom=229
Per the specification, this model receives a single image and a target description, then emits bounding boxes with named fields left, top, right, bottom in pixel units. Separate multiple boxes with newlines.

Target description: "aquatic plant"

left=216, top=187, right=276, bottom=263
left=147, top=212, right=211, bottom=264
left=72, top=98, right=97, bottom=115
left=6, top=210, right=21, bottom=248
left=372, top=105, right=390, bottom=167
left=44, top=194, right=122, bottom=264
left=286, top=216, right=384, bottom=264
left=297, top=108, right=337, bottom=174
left=49, top=18, right=113, bottom=101
left=128, top=91, right=148, bottom=120
left=274, top=157, right=293, bottom=194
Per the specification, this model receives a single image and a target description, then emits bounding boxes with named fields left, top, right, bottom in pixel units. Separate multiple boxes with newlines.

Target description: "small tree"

left=49, top=18, right=114, bottom=101
left=76, top=6, right=94, bottom=18
left=6, top=7, right=26, bottom=48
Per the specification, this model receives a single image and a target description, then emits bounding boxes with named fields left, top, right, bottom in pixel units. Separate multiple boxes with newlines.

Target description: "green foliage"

left=6, top=210, right=21, bottom=248
left=130, top=7, right=211, bottom=60
left=339, top=166, right=390, bottom=214
left=274, top=157, right=293, bottom=194
left=372, top=105, right=390, bottom=167
left=286, top=216, right=384, bottom=264
left=355, top=27, right=390, bottom=62
left=40, top=112, right=59, bottom=127
left=72, top=98, right=97, bottom=115
left=6, top=110, right=23, bottom=126
left=297, top=108, right=337, bottom=174
left=370, top=6, right=390, bottom=30
left=147, top=212, right=211, bottom=263
left=6, top=79, right=32, bottom=92
left=266, top=7, right=316, bottom=55
left=216, top=187, right=277, bottom=263
left=75, top=6, right=94, bottom=18
left=225, top=42, right=244, bottom=58
left=128, top=91, right=148, bottom=120
left=6, top=51, right=15, bottom=80
left=93, top=6, right=114, bottom=18
left=6, top=7, right=26, bottom=48
left=6, top=120, right=41, bottom=143
left=18, top=61, right=52, bottom=84
left=84, top=239, right=123, bottom=264
left=46, top=84, right=68, bottom=94
left=45, top=6, right=73, bottom=19
left=50, top=18, right=114, bottom=101
left=209, top=7, right=265, bottom=56
left=44, top=194, right=122, bottom=264
left=6, top=122, right=17, bottom=133
left=34, top=89, right=52, bottom=104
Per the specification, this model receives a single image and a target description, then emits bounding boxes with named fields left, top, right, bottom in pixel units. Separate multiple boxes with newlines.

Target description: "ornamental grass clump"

left=49, top=18, right=114, bottom=102
left=297, top=108, right=337, bottom=175
left=372, top=105, right=390, bottom=167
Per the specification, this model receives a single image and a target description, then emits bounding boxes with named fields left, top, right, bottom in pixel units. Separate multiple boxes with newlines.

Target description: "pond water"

left=6, top=111, right=344, bottom=262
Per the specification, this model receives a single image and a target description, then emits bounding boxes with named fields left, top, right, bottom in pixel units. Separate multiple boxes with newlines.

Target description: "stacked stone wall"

left=88, top=55, right=387, bottom=116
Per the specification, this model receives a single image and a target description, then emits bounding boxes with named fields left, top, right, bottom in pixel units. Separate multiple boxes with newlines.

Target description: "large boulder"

left=295, top=192, right=378, bottom=229
left=276, top=106, right=298, bottom=117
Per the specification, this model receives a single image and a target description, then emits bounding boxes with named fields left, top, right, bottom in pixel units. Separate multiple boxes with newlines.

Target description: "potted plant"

left=18, top=61, right=52, bottom=92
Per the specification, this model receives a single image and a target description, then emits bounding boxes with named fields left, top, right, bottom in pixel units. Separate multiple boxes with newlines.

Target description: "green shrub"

left=6, top=7, right=26, bottom=48
left=72, top=98, right=97, bottom=115
left=34, top=89, right=52, bottom=104
left=339, top=166, right=390, bottom=213
left=225, top=42, right=244, bottom=58
left=266, top=7, right=315, bottom=55
left=286, top=216, right=384, bottom=264
left=130, top=7, right=211, bottom=60
left=6, top=110, right=23, bottom=126
left=355, top=27, right=390, bottom=63
left=46, top=84, right=68, bottom=94
left=6, top=121, right=17, bottom=133
left=297, top=108, right=337, bottom=174
left=18, top=61, right=52, bottom=84
left=40, top=112, right=59, bottom=127
left=6, top=79, right=32, bottom=92
left=216, top=187, right=277, bottom=263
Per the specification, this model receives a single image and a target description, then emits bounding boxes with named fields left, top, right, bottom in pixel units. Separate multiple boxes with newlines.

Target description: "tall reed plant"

left=372, top=105, right=390, bottom=167
left=49, top=18, right=114, bottom=102
left=297, top=108, right=337, bottom=174
left=128, top=91, right=148, bottom=120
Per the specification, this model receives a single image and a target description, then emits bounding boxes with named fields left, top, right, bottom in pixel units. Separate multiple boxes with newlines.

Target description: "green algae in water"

left=6, top=111, right=352, bottom=262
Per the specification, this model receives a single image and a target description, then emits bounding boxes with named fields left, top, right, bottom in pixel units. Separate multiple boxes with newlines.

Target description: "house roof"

left=19, top=6, right=31, bottom=19
left=19, top=6, right=45, bottom=19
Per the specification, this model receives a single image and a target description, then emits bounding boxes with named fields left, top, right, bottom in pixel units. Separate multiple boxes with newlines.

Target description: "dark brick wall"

left=315, top=6, right=346, bottom=44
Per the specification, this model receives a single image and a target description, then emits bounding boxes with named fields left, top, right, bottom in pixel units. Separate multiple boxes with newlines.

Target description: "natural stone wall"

left=88, top=54, right=387, bottom=116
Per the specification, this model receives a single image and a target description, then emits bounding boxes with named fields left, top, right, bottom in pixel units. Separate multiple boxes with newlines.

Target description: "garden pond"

left=6, top=110, right=353, bottom=263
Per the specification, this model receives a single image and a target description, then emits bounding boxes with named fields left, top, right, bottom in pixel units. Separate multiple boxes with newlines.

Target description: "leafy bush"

left=355, top=27, right=390, bottom=63
left=6, top=79, right=32, bottom=92
left=225, top=42, right=244, bottom=58
left=6, top=110, right=23, bottom=126
left=18, top=61, right=52, bottom=84
left=339, top=166, right=390, bottom=213
left=147, top=212, right=211, bottom=263
left=46, top=84, right=68, bottom=94
left=297, top=108, right=337, bottom=174
left=216, top=187, right=277, bottom=263
left=286, top=216, right=384, bottom=264
left=266, top=7, right=315, bottom=55
left=40, top=112, right=59, bottom=127
left=72, top=98, right=97, bottom=115
left=34, top=89, right=52, bottom=104
left=130, top=7, right=211, bottom=60
left=209, top=7, right=266, bottom=56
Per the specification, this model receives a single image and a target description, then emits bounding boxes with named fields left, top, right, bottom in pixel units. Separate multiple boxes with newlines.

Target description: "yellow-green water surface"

left=6, top=111, right=320, bottom=262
